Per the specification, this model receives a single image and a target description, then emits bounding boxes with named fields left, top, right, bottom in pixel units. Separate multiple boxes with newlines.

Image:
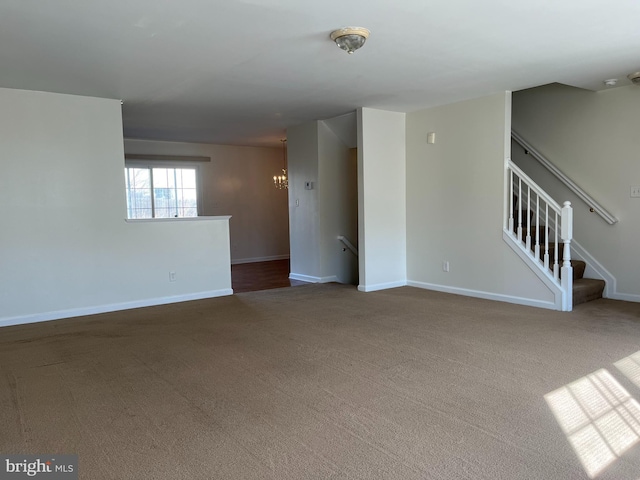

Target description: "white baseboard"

left=407, top=280, right=557, bottom=310
left=608, top=292, right=640, bottom=303
left=231, top=254, right=289, bottom=265
left=0, top=288, right=234, bottom=328
left=289, top=273, right=338, bottom=283
left=357, top=280, right=407, bottom=293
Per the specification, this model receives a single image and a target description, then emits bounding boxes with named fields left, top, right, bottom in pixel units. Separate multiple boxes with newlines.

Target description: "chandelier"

left=273, top=139, right=288, bottom=189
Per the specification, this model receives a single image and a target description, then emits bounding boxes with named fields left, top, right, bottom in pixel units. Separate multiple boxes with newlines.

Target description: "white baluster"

left=508, top=169, right=514, bottom=233
left=543, top=203, right=549, bottom=270
left=517, top=177, right=522, bottom=242
left=561, top=201, right=573, bottom=311
left=535, top=194, right=540, bottom=260
left=553, top=212, right=559, bottom=280
left=526, top=185, right=531, bottom=251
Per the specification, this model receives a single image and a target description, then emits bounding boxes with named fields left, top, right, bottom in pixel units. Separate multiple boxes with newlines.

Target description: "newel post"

left=560, top=201, right=573, bottom=311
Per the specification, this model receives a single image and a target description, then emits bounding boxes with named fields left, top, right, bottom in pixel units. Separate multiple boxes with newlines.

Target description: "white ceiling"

left=2, top=0, right=640, bottom=147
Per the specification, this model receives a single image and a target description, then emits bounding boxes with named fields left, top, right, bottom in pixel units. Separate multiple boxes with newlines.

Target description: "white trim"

left=125, top=215, right=231, bottom=223
left=232, top=254, right=290, bottom=265
left=407, top=280, right=557, bottom=310
left=0, top=289, right=233, bottom=328
left=357, top=280, right=407, bottom=292
left=609, top=292, right=640, bottom=303
left=289, top=273, right=338, bottom=284
left=502, top=229, right=564, bottom=310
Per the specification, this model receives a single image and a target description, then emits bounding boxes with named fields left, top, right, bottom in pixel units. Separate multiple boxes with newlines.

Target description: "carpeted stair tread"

left=573, top=278, right=606, bottom=306
left=513, top=208, right=605, bottom=308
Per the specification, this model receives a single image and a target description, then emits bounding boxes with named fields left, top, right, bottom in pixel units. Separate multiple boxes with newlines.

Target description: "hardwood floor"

left=231, top=259, right=307, bottom=293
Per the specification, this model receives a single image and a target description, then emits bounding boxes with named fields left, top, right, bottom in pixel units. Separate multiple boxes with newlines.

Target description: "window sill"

left=125, top=215, right=231, bottom=223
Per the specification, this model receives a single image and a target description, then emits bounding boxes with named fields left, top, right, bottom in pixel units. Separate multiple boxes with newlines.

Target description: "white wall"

left=287, top=121, right=321, bottom=281
left=357, top=108, right=407, bottom=292
left=124, top=138, right=289, bottom=264
left=287, top=117, right=359, bottom=284
left=512, top=83, right=640, bottom=301
left=0, top=88, right=232, bottom=326
left=318, top=121, right=358, bottom=284
left=406, top=92, right=555, bottom=308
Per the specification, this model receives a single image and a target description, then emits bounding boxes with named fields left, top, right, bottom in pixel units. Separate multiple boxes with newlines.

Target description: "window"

left=125, top=166, right=199, bottom=219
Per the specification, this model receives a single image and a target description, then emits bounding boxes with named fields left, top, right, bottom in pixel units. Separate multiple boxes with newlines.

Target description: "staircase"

left=504, top=132, right=616, bottom=310
left=519, top=226, right=605, bottom=307
left=505, top=160, right=606, bottom=311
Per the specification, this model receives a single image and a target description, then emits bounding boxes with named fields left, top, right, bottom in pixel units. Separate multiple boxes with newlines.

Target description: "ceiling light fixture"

left=330, top=27, right=370, bottom=54
left=603, top=79, right=618, bottom=87
left=273, top=139, right=288, bottom=190
left=627, top=72, right=640, bottom=85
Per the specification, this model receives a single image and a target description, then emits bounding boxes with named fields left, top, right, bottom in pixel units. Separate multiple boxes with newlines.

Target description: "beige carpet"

left=1, top=284, right=640, bottom=479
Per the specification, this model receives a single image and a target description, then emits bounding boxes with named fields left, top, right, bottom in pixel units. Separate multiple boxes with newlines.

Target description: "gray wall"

left=406, top=92, right=555, bottom=307
left=0, top=88, right=232, bottom=326
left=287, top=116, right=358, bottom=284
left=512, top=83, right=640, bottom=301
left=287, top=121, right=321, bottom=280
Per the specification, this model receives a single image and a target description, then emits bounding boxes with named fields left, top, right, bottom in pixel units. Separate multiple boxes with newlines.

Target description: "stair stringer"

left=542, top=224, right=614, bottom=299
left=562, top=238, right=614, bottom=299
left=502, top=228, right=564, bottom=310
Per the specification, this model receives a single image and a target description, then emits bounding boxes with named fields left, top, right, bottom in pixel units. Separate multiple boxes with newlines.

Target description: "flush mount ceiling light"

left=330, top=27, right=370, bottom=54
left=627, top=71, right=640, bottom=85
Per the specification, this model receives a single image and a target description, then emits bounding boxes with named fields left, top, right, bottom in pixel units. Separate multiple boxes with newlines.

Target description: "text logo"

left=0, top=456, right=77, bottom=480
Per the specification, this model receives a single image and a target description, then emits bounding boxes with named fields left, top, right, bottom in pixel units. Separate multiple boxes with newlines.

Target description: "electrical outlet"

left=442, top=261, right=450, bottom=272
left=169, top=271, right=177, bottom=282
left=631, top=186, right=640, bottom=198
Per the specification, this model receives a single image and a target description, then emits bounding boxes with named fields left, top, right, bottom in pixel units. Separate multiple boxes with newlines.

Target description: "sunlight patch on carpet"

left=615, top=351, right=640, bottom=389
left=545, top=369, right=640, bottom=478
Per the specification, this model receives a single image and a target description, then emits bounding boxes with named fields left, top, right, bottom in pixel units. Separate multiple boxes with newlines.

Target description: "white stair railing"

left=506, top=160, right=573, bottom=310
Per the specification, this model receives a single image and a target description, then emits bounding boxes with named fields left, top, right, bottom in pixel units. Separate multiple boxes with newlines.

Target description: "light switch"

left=631, top=186, right=640, bottom=198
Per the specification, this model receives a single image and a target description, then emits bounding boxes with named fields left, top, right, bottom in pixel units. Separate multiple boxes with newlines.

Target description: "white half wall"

left=357, top=108, right=407, bottom=292
left=512, top=84, right=640, bottom=301
left=123, top=138, right=289, bottom=264
left=0, top=88, right=232, bottom=326
left=405, top=92, right=555, bottom=307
